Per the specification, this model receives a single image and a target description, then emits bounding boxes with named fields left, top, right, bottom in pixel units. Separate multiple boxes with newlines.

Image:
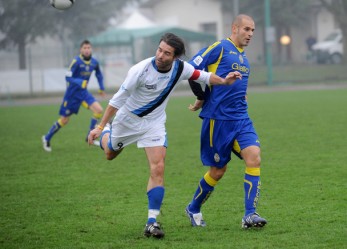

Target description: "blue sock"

left=147, top=186, right=165, bottom=224
left=189, top=173, right=216, bottom=213
left=99, top=129, right=110, bottom=151
left=244, top=174, right=261, bottom=216
left=45, top=121, right=62, bottom=141
left=87, top=117, right=98, bottom=137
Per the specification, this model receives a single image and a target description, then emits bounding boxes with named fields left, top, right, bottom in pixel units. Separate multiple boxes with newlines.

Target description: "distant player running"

left=185, top=14, right=267, bottom=229
left=88, top=33, right=242, bottom=238
left=42, top=40, right=105, bottom=152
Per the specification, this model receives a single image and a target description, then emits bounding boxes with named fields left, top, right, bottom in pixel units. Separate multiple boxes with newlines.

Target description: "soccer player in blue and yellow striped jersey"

left=42, top=40, right=105, bottom=152
left=185, top=14, right=267, bottom=229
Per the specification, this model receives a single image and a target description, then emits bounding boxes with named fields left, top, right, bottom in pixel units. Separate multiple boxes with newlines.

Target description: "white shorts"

left=109, top=108, right=167, bottom=151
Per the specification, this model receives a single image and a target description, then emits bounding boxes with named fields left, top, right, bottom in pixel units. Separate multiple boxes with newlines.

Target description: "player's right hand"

left=189, top=99, right=204, bottom=111
left=225, top=71, right=242, bottom=85
left=88, top=128, right=102, bottom=145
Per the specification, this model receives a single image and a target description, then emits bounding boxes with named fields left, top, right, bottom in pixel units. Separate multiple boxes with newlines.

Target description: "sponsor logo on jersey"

left=231, top=63, right=249, bottom=73
left=214, top=153, right=220, bottom=163
left=139, top=68, right=149, bottom=78
left=193, top=55, right=203, bottom=66
left=81, top=71, right=91, bottom=77
left=145, top=84, right=157, bottom=90
left=158, top=76, right=169, bottom=80
left=239, top=54, right=244, bottom=64
left=229, top=50, right=238, bottom=55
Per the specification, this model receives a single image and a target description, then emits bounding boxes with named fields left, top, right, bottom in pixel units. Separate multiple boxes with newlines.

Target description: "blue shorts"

left=200, top=118, right=260, bottom=167
left=59, top=89, right=96, bottom=117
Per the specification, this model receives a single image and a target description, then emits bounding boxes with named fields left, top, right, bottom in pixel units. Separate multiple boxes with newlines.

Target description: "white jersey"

left=109, top=57, right=211, bottom=122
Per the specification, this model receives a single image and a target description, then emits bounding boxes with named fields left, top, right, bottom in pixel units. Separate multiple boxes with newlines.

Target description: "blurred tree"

left=219, top=0, right=312, bottom=63
left=219, top=0, right=262, bottom=23
left=319, top=0, right=347, bottom=64
left=0, top=0, right=138, bottom=69
left=263, top=0, right=311, bottom=63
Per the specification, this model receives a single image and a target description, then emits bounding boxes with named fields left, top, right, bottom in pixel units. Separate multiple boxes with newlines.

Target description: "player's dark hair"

left=80, top=40, right=91, bottom=48
left=159, top=33, right=186, bottom=58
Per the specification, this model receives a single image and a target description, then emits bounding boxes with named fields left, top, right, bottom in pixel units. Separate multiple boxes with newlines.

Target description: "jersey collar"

left=79, top=54, right=91, bottom=64
left=227, top=38, right=244, bottom=53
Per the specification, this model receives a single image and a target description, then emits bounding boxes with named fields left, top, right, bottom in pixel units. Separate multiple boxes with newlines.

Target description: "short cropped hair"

left=80, top=40, right=91, bottom=48
left=159, top=33, right=186, bottom=58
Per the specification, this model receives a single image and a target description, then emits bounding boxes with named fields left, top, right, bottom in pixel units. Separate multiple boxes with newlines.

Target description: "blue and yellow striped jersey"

left=189, top=38, right=250, bottom=120
left=65, top=54, right=104, bottom=91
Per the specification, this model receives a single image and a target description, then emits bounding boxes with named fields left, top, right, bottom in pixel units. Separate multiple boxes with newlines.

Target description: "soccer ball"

left=50, top=0, right=75, bottom=10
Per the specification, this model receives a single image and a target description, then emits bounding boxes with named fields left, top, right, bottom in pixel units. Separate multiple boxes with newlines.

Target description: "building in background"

left=137, top=0, right=342, bottom=65
left=0, top=0, right=342, bottom=97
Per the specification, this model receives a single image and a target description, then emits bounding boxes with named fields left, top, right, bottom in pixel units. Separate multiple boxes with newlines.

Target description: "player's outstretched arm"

left=209, top=71, right=242, bottom=85
left=225, top=71, right=242, bottom=84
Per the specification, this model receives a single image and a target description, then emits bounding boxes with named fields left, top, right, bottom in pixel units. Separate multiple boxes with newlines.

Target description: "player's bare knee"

left=105, top=148, right=123, bottom=160
left=96, top=108, right=103, bottom=114
left=60, top=117, right=69, bottom=125
left=156, top=162, right=165, bottom=175
left=246, top=155, right=261, bottom=168
left=151, top=161, right=165, bottom=178
left=105, top=150, right=116, bottom=160
left=105, top=154, right=115, bottom=160
left=209, top=166, right=227, bottom=180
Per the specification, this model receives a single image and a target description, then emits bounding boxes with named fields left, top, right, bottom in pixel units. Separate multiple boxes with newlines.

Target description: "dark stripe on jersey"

left=132, top=60, right=184, bottom=117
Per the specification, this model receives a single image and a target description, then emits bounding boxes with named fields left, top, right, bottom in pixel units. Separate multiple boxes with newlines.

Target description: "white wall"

left=144, top=0, right=224, bottom=38
left=316, top=8, right=338, bottom=41
left=0, top=66, right=130, bottom=97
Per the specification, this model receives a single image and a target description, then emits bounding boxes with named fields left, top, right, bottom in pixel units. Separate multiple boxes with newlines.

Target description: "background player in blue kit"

left=42, top=40, right=105, bottom=152
left=185, top=14, right=267, bottom=229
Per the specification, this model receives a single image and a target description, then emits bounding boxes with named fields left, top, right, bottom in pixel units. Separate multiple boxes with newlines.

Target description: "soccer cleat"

left=185, top=205, right=206, bottom=227
left=143, top=222, right=165, bottom=239
left=241, top=212, right=267, bottom=229
left=42, top=135, right=52, bottom=152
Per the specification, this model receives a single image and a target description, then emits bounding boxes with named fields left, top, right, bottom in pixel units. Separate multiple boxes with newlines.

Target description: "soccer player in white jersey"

left=88, top=33, right=242, bottom=239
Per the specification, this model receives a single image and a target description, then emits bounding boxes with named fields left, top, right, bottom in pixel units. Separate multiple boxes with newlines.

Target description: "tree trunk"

left=18, top=40, right=26, bottom=70
left=286, top=27, right=292, bottom=62
left=276, top=26, right=282, bottom=64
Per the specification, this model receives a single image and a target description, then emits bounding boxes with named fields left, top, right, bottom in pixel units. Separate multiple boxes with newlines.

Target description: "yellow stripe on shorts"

left=82, top=101, right=89, bottom=109
left=209, top=119, right=215, bottom=147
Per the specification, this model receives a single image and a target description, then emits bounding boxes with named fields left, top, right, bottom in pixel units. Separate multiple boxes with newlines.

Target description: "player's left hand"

left=189, top=99, right=204, bottom=111
left=225, top=71, right=242, bottom=85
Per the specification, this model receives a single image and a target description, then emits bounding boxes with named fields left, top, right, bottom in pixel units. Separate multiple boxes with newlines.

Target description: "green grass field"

left=250, top=64, right=347, bottom=85
left=1, top=89, right=346, bottom=249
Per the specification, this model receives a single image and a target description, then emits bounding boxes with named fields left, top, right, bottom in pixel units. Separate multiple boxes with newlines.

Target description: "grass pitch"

left=0, top=88, right=346, bottom=249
